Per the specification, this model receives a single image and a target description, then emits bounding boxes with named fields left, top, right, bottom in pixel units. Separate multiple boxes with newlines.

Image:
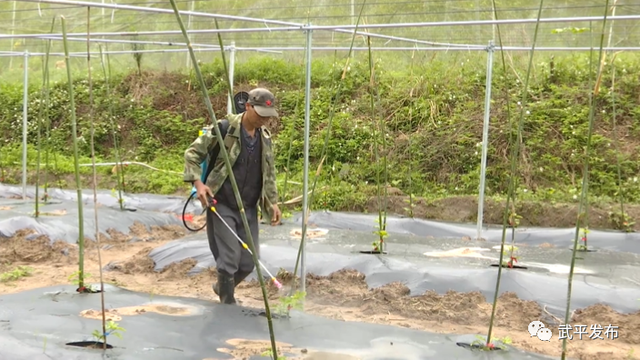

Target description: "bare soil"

left=1, top=222, right=639, bottom=360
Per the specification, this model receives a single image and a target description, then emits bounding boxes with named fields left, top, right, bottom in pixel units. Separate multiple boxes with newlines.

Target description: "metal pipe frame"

left=1, top=27, right=486, bottom=50
left=3, top=45, right=640, bottom=58
left=15, top=0, right=639, bottom=30
left=35, top=35, right=225, bottom=50
left=16, top=0, right=301, bottom=28
left=13, top=0, right=638, bottom=50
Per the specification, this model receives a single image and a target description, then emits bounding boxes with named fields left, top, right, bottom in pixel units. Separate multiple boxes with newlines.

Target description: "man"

left=183, top=87, right=282, bottom=304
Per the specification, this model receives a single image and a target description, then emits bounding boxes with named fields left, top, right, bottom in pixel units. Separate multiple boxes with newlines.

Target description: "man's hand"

left=271, top=204, right=282, bottom=226
left=194, top=181, right=214, bottom=208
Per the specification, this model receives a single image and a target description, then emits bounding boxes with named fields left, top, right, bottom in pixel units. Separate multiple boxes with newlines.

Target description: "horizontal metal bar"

left=38, top=35, right=223, bottom=49
left=15, top=0, right=303, bottom=27
left=1, top=27, right=483, bottom=50
left=0, top=27, right=303, bottom=40
left=310, top=15, right=640, bottom=30
left=0, top=51, right=88, bottom=57
left=4, top=46, right=640, bottom=58
left=12, top=0, right=640, bottom=31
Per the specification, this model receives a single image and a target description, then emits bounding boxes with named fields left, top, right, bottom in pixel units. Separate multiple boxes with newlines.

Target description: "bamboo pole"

left=61, top=15, right=87, bottom=290
left=485, top=0, right=544, bottom=347
left=85, top=6, right=108, bottom=349
left=561, top=2, right=611, bottom=358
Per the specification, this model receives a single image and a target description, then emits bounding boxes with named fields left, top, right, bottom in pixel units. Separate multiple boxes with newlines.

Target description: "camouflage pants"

left=206, top=200, right=260, bottom=277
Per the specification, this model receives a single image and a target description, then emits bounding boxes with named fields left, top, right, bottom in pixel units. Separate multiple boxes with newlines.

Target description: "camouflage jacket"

left=183, top=113, right=278, bottom=221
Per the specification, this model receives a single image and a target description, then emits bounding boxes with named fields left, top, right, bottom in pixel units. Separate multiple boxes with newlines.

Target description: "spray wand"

left=208, top=198, right=282, bottom=289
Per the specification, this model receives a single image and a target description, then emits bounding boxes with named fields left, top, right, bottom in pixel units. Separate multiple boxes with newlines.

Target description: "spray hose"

left=208, top=198, right=282, bottom=289
left=182, top=189, right=206, bottom=232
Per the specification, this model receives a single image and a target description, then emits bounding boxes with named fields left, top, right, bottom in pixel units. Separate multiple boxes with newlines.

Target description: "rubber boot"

left=234, top=270, right=252, bottom=286
left=216, top=271, right=236, bottom=304
left=214, top=270, right=252, bottom=296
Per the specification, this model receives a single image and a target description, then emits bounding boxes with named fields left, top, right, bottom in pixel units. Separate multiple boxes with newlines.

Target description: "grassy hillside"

left=1, top=51, right=639, bottom=230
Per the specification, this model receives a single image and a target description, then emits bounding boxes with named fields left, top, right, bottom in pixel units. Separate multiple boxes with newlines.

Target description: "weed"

left=0, top=265, right=34, bottom=282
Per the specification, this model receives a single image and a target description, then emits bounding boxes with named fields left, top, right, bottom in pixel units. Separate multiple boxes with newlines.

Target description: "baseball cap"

left=247, top=88, right=279, bottom=118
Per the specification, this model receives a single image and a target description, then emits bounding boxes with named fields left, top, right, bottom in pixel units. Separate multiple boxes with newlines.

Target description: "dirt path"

left=1, top=224, right=639, bottom=360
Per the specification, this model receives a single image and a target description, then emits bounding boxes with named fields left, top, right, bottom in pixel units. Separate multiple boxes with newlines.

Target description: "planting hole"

left=568, top=248, right=598, bottom=253
left=66, top=341, right=113, bottom=349
left=80, top=303, right=201, bottom=321
left=490, top=264, right=528, bottom=270
left=359, top=250, right=388, bottom=255
left=456, top=342, right=504, bottom=351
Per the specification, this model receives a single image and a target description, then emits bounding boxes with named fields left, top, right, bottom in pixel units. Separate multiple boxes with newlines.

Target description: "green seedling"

left=470, top=335, right=512, bottom=351
left=110, top=188, right=126, bottom=208
left=92, top=320, right=125, bottom=343
left=576, top=227, right=589, bottom=251
left=275, top=290, right=306, bottom=317
left=501, top=245, right=519, bottom=268
left=261, top=348, right=288, bottom=359
left=508, top=211, right=522, bottom=228
left=0, top=265, right=34, bottom=283
left=68, top=270, right=96, bottom=292
left=372, top=217, right=388, bottom=252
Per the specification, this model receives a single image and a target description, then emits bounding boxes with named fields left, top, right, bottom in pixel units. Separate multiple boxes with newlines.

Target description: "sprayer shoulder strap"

left=203, top=119, right=235, bottom=183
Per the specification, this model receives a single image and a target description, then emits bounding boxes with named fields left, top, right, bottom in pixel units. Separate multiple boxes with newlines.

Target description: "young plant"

left=61, top=15, right=87, bottom=291
left=403, top=195, right=416, bottom=218
left=68, top=270, right=96, bottom=292
left=501, top=245, right=519, bottom=268
left=576, top=227, right=589, bottom=251
left=372, top=218, right=388, bottom=253
left=506, top=210, right=522, bottom=265
left=260, top=349, right=287, bottom=360
left=485, top=0, right=544, bottom=348
left=562, top=2, right=611, bottom=359
left=92, top=320, right=125, bottom=345
left=274, top=290, right=306, bottom=317
left=166, top=1, right=279, bottom=357
left=470, top=335, right=512, bottom=351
